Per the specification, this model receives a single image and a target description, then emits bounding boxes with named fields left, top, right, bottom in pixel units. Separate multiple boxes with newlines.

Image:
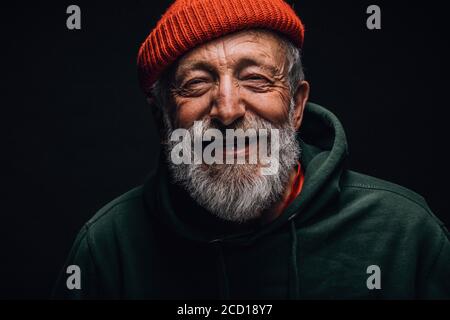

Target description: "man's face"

left=172, top=30, right=298, bottom=130
left=163, top=30, right=309, bottom=223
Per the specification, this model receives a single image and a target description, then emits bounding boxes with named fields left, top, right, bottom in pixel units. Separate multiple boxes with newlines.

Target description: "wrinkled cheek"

left=244, top=93, right=291, bottom=126
left=174, top=97, right=212, bottom=128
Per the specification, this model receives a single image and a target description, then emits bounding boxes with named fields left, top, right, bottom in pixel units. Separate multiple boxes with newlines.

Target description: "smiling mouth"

left=201, top=136, right=260, bottom=159
left=223, top=143, right=249, bottom=157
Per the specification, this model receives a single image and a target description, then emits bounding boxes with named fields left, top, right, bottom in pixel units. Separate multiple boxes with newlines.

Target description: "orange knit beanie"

left=137, top=0, right=305, bottom=95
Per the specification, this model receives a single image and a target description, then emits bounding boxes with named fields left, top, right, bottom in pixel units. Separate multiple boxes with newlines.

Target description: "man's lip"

left=223, top=144, right=249, bottom=156
left=222, top=139, right=259, bottom=157
left=202, top=139, right=258, bottom=156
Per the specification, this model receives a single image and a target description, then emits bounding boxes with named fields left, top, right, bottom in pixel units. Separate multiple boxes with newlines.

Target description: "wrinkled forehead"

left=174, top=29, right=289, bottom=78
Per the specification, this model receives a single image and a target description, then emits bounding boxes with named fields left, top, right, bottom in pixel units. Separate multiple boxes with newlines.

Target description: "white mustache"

left=169, top=121, right=280, bottom=175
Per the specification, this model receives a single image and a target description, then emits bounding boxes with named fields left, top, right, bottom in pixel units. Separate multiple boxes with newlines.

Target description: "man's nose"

left=209, top=75, right=245, bottom=126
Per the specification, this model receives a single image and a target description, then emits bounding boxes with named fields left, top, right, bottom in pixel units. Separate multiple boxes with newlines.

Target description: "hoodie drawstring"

left=289, top=219, right=300, bottom=299
left=216, top=244, right=230, bottom=299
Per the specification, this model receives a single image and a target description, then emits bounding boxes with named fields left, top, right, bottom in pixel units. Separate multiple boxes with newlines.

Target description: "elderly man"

left=54, top=0, right=450, bottom=299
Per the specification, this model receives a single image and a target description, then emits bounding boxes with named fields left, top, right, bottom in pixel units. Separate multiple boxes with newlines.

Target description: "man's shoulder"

left=79, top=186, right=150, bottom=243
left=339, top=170, right=447, bottom=233
left=341, top=170, right=428, bottom=209
left=87, top=186, right=145, bottom=226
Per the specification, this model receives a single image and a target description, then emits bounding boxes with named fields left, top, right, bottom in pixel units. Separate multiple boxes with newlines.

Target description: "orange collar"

left=283, top=161, right=305, bottom=211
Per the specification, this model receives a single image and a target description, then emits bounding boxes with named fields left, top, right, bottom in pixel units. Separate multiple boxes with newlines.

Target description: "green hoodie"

left=53, top=102, right=450, bottom=299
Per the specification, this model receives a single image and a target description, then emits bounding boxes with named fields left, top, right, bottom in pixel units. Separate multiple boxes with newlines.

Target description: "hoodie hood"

left=143, top=102, right=349, bottom=245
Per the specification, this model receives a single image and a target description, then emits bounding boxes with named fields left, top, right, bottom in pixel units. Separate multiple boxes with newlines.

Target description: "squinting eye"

left=176, top=77, right=212, bottom=97
left=185, top=78, right=208, bottom=87
left=243, top=75, right=269, bottom=82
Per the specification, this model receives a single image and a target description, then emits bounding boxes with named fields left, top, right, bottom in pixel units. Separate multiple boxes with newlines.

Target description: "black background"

left=2, top=1, right=449, bottom=299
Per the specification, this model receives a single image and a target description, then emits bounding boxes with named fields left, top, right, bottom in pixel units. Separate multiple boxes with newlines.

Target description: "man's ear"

left=292, top=80, right=310, bottom=131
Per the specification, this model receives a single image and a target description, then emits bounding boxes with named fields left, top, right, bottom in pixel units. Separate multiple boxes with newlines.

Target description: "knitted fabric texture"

left=137, top=0, right=305, bottom=95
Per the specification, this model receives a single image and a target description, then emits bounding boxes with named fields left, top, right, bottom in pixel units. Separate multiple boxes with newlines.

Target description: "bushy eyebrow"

left=175, top=61, right=216, bottom=84
left=234, top=58, right=280, bottom=76
left=175, top=57, right=280, bottom=83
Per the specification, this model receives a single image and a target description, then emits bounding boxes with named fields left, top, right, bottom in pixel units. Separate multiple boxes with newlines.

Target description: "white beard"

left=164, top=112, right=300, bottom=223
